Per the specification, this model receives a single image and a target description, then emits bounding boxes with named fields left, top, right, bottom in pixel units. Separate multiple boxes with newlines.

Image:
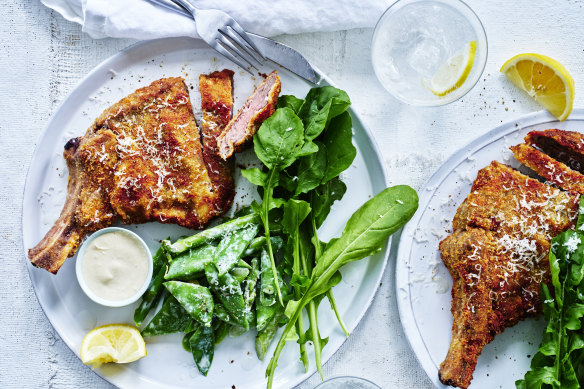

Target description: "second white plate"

left=396, top=109, right=584, bottom=389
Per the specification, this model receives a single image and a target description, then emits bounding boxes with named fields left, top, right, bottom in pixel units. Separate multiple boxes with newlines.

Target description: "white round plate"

left=396, top=109, right=584, bottom=389
left=21, top=38, right=390, bottom=389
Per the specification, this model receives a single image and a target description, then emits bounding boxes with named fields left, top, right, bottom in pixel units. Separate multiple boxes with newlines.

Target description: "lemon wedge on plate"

left=500, top=53, right=575, bottom=121
left=80, top=324, right=146, bottom=367
left=424, top=41, right=477, bottom=97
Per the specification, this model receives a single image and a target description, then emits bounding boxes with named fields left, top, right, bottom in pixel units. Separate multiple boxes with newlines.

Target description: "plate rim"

left=395, top=108, right=584, bottom=388
left=21, top=37, right=391, bottom=389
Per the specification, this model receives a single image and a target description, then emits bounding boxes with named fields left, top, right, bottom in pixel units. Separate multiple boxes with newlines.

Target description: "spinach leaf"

left=319, top=111, right=356, bottom=183
left=277, top=95, right=303, bottom=113
left=298, top=87, right=351, bottom=141
left=311, top=177, right=347, bottom=228
left=294, top=141, right=327, bottom=196
left=253, top=107, right=306, bottom=170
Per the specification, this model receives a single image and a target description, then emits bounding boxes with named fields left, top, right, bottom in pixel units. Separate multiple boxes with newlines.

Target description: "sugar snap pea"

left=141, top=294, right=192, bottom=338
left=189, top=325, right=215, bottom=376
left=243, top=257, right=260, bottom=311
left=230, top=266, right=250, bottom=284
left=134, top=241, right=172, bottom=327
left=205, top=262, right=250, bottom=330
left=213, top=320, right=229, bottom=346
left=164, top=245, right=216, bottom=281
left=164, top=281, right=214, bottom=327
left=244, top=236, right=284, bottom=257
left=214, top=225, right=259, bottom=276
left=170, top=214, right=259, bottom=254
left=213, top=303, right=240, bottom=327
left=255, top=312, right=284, bottom=361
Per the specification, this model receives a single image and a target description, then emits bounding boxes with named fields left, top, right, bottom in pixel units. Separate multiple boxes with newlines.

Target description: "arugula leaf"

left=517, top=198, right=584, bottom=389
left=265, top=185, right=418, bottom=388
left=282, top=199, right=312, bottom=371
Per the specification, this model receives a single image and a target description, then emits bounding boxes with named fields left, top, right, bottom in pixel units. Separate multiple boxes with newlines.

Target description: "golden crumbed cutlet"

left=511, top=143, right=584, bottom=195
left=438, top=161, right=578, bottom=389
left=29, top=76, right=235, bottom=274
left=525, top=129, right=584, bottom=174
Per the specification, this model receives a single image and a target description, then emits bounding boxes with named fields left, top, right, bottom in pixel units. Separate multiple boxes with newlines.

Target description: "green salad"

left=133, top=86, right=418, bottom=387
left=518, top=198, right=584, bottom=389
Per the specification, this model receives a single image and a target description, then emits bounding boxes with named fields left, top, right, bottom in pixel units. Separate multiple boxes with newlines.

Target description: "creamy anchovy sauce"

left=82, top=231, right=150, bottom=301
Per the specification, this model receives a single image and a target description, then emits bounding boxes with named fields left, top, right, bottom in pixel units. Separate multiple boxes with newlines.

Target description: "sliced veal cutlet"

left=511, top=143, right=584, bottom=194
left=199, top=69, right=235, bottom=215
left=217, top=70, right=281, bottom=159
left=526, top=129, right=584, bottom=173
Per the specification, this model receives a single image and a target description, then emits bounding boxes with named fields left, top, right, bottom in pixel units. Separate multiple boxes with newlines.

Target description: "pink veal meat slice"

left=216, top=71, right=281, bottom=159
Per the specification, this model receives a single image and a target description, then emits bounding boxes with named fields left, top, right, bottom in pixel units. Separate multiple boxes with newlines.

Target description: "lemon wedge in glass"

left=500, top=53, right=574, bottom=121
left=424, top=41, right=477, bottom=97
left=80, top=324, right=146, bottom=367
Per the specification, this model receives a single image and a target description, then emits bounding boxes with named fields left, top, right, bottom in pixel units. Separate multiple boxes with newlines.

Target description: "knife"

left=146, top=0, right=322, bottom=84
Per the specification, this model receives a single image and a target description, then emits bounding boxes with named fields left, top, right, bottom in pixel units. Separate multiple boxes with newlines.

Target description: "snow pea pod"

left=134, top=241, right=172, bottom=327
left=205, top=262, right=249, bottom=330
left=141, top=294, right=192, bottom=338
left=189, top=325, right=215, bottom=376
left=255, top=312, right=284, bottom=361
left=244, top=257, right=260, bottom=311
left=164, top=245, right=216, bottom=281
left=164, top=281, right=214, bottom=327
left=170, top=214, right=259, bottom=254
left=259, top=248, right=286, bottom=307
left=213, top=303, right=239, bottom=327
left=230, top=266, right=250, bottom=284
left=213, top=320, right=230, bottom=346
left=214, top=225, right=259, bottom=276
left=244, top=236, right=284, bottom=257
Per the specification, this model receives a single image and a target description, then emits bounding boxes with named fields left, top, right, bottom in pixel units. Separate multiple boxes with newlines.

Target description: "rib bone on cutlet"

left=438, top=161, right=578, bottom=388
left=29, top=77, right=235, bottom=274
left=216, top=70, right=281, bottom=160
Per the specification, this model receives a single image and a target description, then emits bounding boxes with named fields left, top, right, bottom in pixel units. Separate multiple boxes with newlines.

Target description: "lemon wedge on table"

left=424, top=40, right=477, bottom=97
left=80, top=324, right=146, bottom=368
left=500, top=53, right=575, bottom=121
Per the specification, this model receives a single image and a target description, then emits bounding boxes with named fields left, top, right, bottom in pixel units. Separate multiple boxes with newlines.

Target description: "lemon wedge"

left=500, top=53, right=574, bottom=121
left=424, top=41, right=477, bottom=97
left=80, top=324, right=146, bottom=367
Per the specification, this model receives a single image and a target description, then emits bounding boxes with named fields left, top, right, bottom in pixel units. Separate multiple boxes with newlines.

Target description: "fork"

left=150, top=0, right=265, bottom=74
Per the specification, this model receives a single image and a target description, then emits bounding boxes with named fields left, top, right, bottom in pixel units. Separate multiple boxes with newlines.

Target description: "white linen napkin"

left=42, top=0, right=393, bottom=40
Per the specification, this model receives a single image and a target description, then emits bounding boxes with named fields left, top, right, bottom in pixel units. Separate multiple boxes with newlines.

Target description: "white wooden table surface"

left=2, top=1, right=583, bottom=388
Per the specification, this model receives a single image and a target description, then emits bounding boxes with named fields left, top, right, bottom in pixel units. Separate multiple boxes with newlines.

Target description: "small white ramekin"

left=75, top=227, right=153, bottom=307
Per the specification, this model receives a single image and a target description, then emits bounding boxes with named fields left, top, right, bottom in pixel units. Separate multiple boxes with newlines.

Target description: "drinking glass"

left=371, top=0, right=487, bottom=106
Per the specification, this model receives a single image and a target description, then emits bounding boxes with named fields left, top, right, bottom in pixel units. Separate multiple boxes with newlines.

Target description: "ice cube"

left=407, top=37, right=444, bottom=77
